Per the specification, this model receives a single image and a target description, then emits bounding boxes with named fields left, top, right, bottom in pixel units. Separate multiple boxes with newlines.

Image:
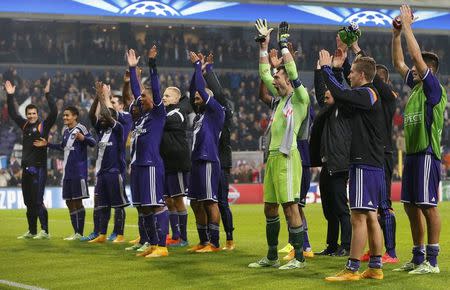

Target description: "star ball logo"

left=120, top=1, right=180, bottom=16
left=289, top=5, right=448, bottom=27
left=72, top=0, right=238, bottom=18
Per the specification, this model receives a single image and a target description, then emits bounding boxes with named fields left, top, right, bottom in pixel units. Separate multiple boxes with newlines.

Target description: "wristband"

left=281, top=48, right=289, bottom=55
left=260, top=51, right=268, bottom=58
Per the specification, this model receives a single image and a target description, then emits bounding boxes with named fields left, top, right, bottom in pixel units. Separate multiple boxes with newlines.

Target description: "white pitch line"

left=0, top=280, right=47, bottom=290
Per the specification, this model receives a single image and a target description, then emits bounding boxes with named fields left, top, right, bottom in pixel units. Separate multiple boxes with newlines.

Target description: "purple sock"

left=168, top=211, right=180, bottom=240
left=208, top=223, right=220, bottom=248
left=99, top=207, right=111, bottom=235
left=70, top=211, right=78, bottom=234
left=196, top=223, right=209, bottom=245
left=302, top=217, right=311, bottom=250
left=412, top=245, right=425, bottom=265
left=178, top=211, right=188, bottom=242
left=155, top=209, right=169, bottom=247
left=345, top=258, right=360, bottom=272
left=113, top=208, right=126, bottom=235
left=368, top=255, right=382, bottom=269
left=142, top=213, right=158, bottom=245
left=93, top=207, right=101, bottom=234
left=426, top=244, right=439, bottom=267
left=77, top=208, right=86, bottom=235
left=138, top=214, right=147, bottom=244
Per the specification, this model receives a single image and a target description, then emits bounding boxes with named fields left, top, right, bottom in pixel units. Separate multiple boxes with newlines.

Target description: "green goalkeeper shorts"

left=264, top=150, right=302, bottom=204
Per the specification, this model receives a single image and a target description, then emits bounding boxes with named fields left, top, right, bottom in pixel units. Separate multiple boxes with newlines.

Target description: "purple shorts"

left=299, top=166, right=311, bottom=207
left=349, top=165, right=385, bottom=211
left=164, top=171, right=189, bottom=198
left=62, top=178, right=89, bottom=200
left=95, top=172, right=130, bottom=208
left=130, top=165, right=165, bottom=207
left=401, top=154, right=440, bottom=207
left=188, top=160, right=220, bottom=202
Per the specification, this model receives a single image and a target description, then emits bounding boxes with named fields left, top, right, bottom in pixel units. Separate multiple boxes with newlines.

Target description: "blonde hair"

left=165, top=86, right=181, bottom=100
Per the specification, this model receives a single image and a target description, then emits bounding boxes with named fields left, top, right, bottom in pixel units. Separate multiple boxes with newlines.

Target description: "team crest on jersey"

left=70, top=133, right=76, bottom=139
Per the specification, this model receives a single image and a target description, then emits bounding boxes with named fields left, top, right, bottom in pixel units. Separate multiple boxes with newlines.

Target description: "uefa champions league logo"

left=344, top=11, right=393, bottom=26
left=120, top=1, right=180, bottom=17
left=72, top=0, right=239, bottom=18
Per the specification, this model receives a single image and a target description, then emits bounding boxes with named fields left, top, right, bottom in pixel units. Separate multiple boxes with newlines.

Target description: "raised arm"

left=255, top=19, right=277, bottom=96
left=203, top=53, right=228, bottom=107
left=319, top=50, right=377, bottom=110
left=314, top=61, right=327, bottom=107
left=122, top=70, right=133, bottom=110
left=126, top=49, right=142, bottom=99
left=278, top=22, right=309, bottom=105
left=258, top=79, right=273, bottom=107
left=391, top=17, right=409, bottom=80
left=190, top=52, right=209, bottom=103
left=401, top=5, right=428, bottom=79
left=98, top=84, right=115, bottom=127
left=43, top=79, right=57, bottom=135
left=148, top=45, right=162, bottom=107
left=89, top=81, right=102, bottom=126
left=5, top=81, right=26, bottom=128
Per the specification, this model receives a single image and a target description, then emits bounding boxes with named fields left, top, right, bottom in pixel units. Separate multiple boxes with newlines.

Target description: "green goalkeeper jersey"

left=259, top=61, right=310, bottom=154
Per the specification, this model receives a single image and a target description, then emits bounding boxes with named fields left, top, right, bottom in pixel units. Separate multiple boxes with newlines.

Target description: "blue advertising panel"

left=0, top=0, right=448, bottom=30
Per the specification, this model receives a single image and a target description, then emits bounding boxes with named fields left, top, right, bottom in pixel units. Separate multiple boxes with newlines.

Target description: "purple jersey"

left=190, top=60, right=225, bottom=162
left=130, top=99, right=166, bottom=166
left=405, top=69, right=442, bottom=106
left=128, top=63, right=166, bottom=167
left=405, top=68, right=443, bottom=154
left=118, top=111, right=133, bottom=143
left=49, top=123, right=96, bottom=180
left=95, top=121, right=124, bottom=176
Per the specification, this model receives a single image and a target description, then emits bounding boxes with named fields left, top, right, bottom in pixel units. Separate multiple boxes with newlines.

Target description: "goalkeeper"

left=248, top=19, right=310, bottom=270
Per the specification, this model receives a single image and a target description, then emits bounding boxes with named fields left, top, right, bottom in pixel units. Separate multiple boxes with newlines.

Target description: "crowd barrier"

left=0, top=181, right=444, bottom=209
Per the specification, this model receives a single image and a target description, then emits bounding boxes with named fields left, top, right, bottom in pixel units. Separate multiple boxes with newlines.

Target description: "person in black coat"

left=310, top=56, right=352, bottom=257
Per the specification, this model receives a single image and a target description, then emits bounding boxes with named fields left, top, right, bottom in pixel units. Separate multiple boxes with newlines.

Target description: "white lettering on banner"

left=44, top=189, right=52, bottom=208
left=7, top=191, right=17, bottom=208
left=17, top=191, right=26, bottom=209
left=0, top=191, right=5, bottom=209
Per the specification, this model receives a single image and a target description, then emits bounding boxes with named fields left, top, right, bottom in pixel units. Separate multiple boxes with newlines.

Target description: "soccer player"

left=202, top=53, right=235, bottom=250
left=342, top=37, right=399, bottom=263
left=160, top=85, right=191, bottom=247
left=248, top=20, right=309, bottom=270
left=35, top=106, right=97, bottom=240
left=86, top=82, right=130, bottom=243
left=261, top=47, right=314, bottom=259
left=108, top=93, right=133, bottom=242
left=124, top=46, right=169, bottom=258
left=6, top=79, right=56, bottom=239
left=186, top=51, right=224, bottom=253
left=318, top=50, right=385, bottom=281
left=392, top=5, right=446, bottom=274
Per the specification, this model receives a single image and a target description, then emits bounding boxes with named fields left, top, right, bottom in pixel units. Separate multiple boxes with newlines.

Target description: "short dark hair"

left=376, top=64, right=389, bottom=81
left=111, top=95, right=123, bottom=105
left=64, top=106, right=79, bottom=117
left=353, top=56, right=376, bottom=82
left=273, top=65, right=288, bottom=79
left=422, top=51, right=439, bottom=73
left=25, top=104, right=38, bottom=114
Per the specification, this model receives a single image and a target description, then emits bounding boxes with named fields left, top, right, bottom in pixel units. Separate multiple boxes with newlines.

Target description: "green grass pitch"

left=1, top=203, right=450, bottom=289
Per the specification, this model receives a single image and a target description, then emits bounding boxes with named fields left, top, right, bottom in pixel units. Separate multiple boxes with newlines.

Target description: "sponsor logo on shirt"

left=404, top=112, right=422, bottom=126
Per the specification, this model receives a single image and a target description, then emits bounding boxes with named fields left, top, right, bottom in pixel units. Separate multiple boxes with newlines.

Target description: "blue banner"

left=0, top=1, right=448, bottom=30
